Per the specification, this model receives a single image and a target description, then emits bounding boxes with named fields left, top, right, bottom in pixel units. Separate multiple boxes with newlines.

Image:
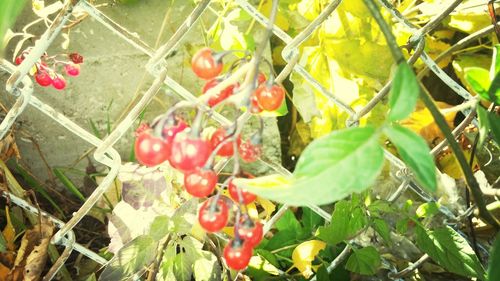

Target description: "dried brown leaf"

left=7, top=219, right=54, bottom=281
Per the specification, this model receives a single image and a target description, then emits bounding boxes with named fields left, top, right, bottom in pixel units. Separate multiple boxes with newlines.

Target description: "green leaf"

left=372, top=218, right=390, bottom=243
left=487, top=73, right=500, bottom=104
left=317, top=200, right=367, bottom=245
left=0, top=0, right=26, bottom=53
left=301, top=207, right=324, bottom=234
left=53, top=168, right=86, bottom=202
left=316, top=265, right=330, bottom=281
left=149, top=215, right=170, bottom=240
left=465, top=67, right=491, bottom=101
left=477, top=105, right=490, bottom=147
left=345, top=246, right=381, bottom=275
left=388, top=62, right=420, bottom=121
left=275, top=209, right=302, bottom=234
left=99, top=235, right=158, bottom=281
left=415, top=202, right=440, bottom=218
left=194, top=251, right=221, bottom=281
left=384, top=124, right=437, bottom=192
left=487, top=110, right=500, bottom=145
left=171, top=198, right=198, bottom=234
left=491, top=44, right=500, bottom=77
left=488, top=234, right=500, bottom=281
left=367, top=200, right=393, bottom=217
left=236, top=126, right=384, bottom=206
left=415, top=225, right=486, bottom=280
left=174, top=236, right=204, bottom=281
left=396, top=218, right=409, bottom=234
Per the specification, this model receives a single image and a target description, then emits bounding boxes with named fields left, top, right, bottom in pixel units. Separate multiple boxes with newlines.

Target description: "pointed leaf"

left=465, top=67, right=491, bottom=101
left=487, top=109, right=500, bottom=145
left=372, top=218, right=390, bottom=243
left=99, top=235, right=158, bottom=281
left=345, top=246, right=381, bottom=275
left=389, top=62, right=420, bottom=121
left=488, top=234, right=500, bottom=281
left=487, top=73, right=500, bottom=104
left=317, top=200, right=367, bottom=245
left=415, top=225, right=486, bottom=280
left=234, top=127, right=384, bottom=206
left=384, top=124, right=437, bottom=192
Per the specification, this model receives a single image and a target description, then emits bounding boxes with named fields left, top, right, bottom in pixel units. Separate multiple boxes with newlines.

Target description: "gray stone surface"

left=2, top=1, right=281, bottom=186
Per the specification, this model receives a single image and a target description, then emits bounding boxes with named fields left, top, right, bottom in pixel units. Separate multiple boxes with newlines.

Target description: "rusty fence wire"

left=0, top=0, right=492, bottom=280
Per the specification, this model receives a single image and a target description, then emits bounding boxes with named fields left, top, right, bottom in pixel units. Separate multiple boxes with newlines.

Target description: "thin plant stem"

left=364, top=0, right=500, bottom=230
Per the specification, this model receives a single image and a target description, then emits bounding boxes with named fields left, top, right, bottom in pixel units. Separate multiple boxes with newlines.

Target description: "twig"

left=388, top=254, right=430, bottom=279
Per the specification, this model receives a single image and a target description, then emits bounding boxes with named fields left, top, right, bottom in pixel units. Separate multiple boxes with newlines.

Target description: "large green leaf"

left=317, top=200, right=367, bottom=246
left=465, top=67, right=491, bottom=102
left=491, top=45, right=500, bottom=77
left=99, top=235, right=158, bottom=281
left=384, top=124, right=437, bottom=192
left=487, top=73, right=500, bottom=104
left=372, top=218, right=390, bottom=243
left=0, top=0, right=26, bottom=53
left=149, top=215, right=170, bottom=241
left=388, top=62, right=420, bottom=121
left=489, top=234, right=500, bottom=281
left=487, top=109, right=500, bottom=145
left=415, top=225, right=486, bottom=280
left=194, top=251, right=222, bottom=281
left=234, top=127, right=384, bottom=206
left=345, top=246, right=381, bottom=275
left=173, top=236, right=203, bottom=281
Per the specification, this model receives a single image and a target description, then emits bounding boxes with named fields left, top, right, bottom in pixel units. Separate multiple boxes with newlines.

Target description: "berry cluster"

left=134, top=47, right=286, bottom=270
left=15, top=49, right=83, bottom=90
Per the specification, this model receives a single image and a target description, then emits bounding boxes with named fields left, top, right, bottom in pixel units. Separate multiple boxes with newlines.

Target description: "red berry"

left=210, top=128, right=241, bottom=157
left=169, top=132, right=212, bottom=172
left=191, top=48, right=223, bottom=80
left=202, top=79, right=237, bottom=107
left=228, top=179, right=257, bottom=204
left=257, top=73, right=266, bottom=85
left=69, top=53, right=84, bottom=64
left=184, top=168, right=218, bottom=197
left=15, top=56, right=24, bottom=65
left=52, top=75, right=66, bottom=90
left=134, top=131, right=169, bottom=167
left=255, top=84, right=285, bottom=111
left=198, top=198, right=229, bottom=232
left=35, top=71, right=53, bottom=87
left=65, top=63, right=80, bottom=76
left=237, top=218, right=263, bottom=248
left=223, top=239, right=253, bottom=270
left=238, top=140, right=262, bottom=163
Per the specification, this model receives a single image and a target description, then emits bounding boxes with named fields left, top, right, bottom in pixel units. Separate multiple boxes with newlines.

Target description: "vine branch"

left=363, top=0, right=500, bottom=230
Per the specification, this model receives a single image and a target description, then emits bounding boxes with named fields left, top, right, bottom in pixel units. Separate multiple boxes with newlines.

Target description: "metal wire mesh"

left=0, top=0, right=490, bottom=279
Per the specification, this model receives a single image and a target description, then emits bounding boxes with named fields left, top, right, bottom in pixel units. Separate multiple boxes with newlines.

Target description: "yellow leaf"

left=400, top=102, right=456, bottom=145
left=260, top=0, right=290, bottom=31
left=2, top=206, right=16, bottom=251
left=249, top=255, right=280, bottom=275
left=292, top=240, right=326, bottom=278
left=338, top=0, right=370, bottom=18
left=256, top=197, right=276, bottom=220
left=437, top=149, right=478, bottom=179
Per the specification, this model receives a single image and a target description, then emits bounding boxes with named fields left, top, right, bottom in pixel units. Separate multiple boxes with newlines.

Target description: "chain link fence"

left=0, top=0, right=492, bottom=279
